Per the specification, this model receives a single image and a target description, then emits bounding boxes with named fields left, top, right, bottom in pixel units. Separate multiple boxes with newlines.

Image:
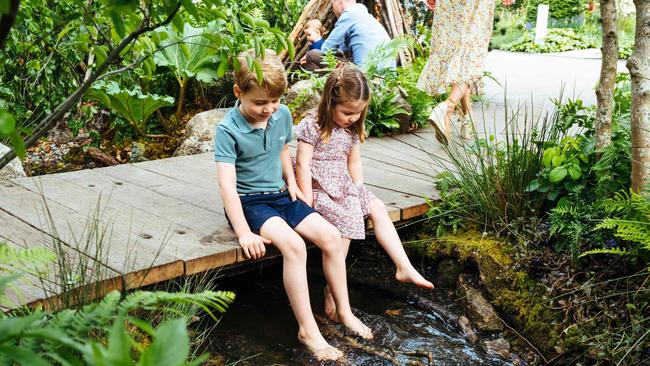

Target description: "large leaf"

left=138, top=318, right=190, bottom=366
left=85, top=81, right=174, bottom=135
left=153, top=23, right=222, bottom=86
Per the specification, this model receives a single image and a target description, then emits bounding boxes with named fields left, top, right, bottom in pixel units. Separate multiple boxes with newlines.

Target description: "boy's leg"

left=295, top=213, right=373, bottom=339
left=324, top=237, right=351, bottom=322
left=369, top=198, right=434, bottom=289
left=259, top=217, right=342, bottom=361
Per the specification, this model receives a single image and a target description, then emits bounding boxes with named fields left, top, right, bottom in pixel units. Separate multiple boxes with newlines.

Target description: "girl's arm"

left=295, top=141, right=315, bottom=206
left=348, top=143, right=364, bottom=186
left=216, top=162, right=270, bottom=260
left=281, top=144, right=305, bottom=202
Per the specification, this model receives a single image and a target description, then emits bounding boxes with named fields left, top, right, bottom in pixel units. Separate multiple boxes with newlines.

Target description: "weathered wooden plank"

left=3, top=179, right=185, bottom=288
left=0, top=208, right=123, bottom=308
left=53, top=168, right=242, bottom=276
left=361, top=141, right=437, bottom=177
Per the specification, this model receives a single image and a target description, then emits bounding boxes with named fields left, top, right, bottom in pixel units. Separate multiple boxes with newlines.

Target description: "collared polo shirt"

left=214, top=101, right=293, bottom=194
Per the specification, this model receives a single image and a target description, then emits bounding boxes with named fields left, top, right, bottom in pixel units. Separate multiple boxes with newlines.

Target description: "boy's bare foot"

left=298, top=331, right=343, bottom=361
left=339, top=312, right=373, bottom=339
left=323, top=285, right=339, bottom=322
left=396, top=266, right=434, bottom=289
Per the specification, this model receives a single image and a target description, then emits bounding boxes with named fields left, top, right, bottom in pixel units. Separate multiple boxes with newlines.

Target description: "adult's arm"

left=321, top=12, right=352, bottom=52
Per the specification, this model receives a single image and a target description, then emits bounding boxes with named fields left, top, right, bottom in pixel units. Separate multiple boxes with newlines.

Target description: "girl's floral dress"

left=295, top=112, right=375, bottom=240
left=417, top=0, right=495, bottom=95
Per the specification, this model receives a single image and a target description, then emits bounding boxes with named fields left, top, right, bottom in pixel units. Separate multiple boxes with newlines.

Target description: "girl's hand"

left=502, top=0, right=514, bottom=5
left=239, top=232, right=271, bottom=260
left=287, top=183, right=306, bottom=202
left=425, top=0, right=435, bottom=11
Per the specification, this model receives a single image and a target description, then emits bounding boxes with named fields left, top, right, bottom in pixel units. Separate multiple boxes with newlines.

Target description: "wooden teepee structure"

left=283, top=0, right=413, bottom=71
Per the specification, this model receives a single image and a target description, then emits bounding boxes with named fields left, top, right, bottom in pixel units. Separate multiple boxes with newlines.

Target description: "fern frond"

left=118, top=290, right=235, bottom=320
left=0, top=243, right=56, bottom=275
left=580, top=247, right=633, bottom=257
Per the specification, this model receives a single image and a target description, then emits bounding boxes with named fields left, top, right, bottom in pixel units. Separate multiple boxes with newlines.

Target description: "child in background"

left=294, top=63, right=434, bottom=321
left=214, top=50, right=370, bottom=360
left=304, top=19, right=325, bottom=50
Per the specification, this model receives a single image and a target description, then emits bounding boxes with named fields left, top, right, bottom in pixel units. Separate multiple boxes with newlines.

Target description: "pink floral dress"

left=295, top=112, right=375, bottom=240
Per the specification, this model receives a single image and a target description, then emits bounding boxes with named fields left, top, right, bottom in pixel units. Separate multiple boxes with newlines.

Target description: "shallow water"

left=204, top=241, right=513, bottom=366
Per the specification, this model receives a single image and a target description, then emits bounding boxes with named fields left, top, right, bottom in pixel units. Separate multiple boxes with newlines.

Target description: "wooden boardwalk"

left=0, top=129, right=442, bottom=308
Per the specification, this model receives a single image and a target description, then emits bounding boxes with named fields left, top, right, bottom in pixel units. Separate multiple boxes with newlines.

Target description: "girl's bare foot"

left=338, top=312, right=373, bottom=339
left=298, top=330, right=343, bottom=361
left=396, top=266, right=434, bottom=289
left=323, top=285, right=339, bottom=322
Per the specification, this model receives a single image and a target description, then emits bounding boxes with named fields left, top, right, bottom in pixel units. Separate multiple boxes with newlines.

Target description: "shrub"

left=526, top=0, right=585, bottom=23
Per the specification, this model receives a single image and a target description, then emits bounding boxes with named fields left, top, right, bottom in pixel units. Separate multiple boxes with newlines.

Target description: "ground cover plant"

left=424, top=72, right=650, bottom=364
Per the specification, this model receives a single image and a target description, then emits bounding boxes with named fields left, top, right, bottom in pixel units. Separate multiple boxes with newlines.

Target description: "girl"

left=295, top=64, right=434, bottom=326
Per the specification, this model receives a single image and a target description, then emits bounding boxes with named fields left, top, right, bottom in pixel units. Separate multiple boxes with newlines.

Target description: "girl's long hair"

left=317, top=63, right=371, bottom=143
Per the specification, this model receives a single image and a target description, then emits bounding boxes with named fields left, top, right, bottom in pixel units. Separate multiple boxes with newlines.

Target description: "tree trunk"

left=628, top=0, right=650, bottom=192
left=0, top=0, right=20, bottom=48
left=595, top=0, right=618, bottom=151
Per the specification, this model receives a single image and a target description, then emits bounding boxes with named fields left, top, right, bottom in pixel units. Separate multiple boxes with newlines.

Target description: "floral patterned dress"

left=417, top=0, right=495, bottom=95
left=295, top=112, right=375, bottom=240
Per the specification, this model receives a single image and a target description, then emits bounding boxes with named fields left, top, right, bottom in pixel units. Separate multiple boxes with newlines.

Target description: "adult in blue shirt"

left=301, top=0, right=395, bottom=71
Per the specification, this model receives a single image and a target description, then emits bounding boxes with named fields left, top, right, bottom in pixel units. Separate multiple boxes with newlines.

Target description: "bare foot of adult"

left=396, top=266, right=434, bottom=289
left=323, top=285, right=339, bottom=322
left=339, top=312, right=373, bottom=339
left=298, top=331, right=343, bottom=361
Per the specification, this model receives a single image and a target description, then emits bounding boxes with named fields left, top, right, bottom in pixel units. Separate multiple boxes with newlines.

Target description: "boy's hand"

left=425, top=0, right=435, bottom=10
left=287, top=183, right=306, bottom=202
left=239, top=232, right=271, bottom=260
left=300, top=55, right=307, bottom=64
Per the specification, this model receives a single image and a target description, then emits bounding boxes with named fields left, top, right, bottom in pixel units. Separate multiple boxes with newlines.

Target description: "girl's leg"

left=324, top=237, right=352, bottom=322
left=260, top=217, right=343, bottom=361
left=368, top=198, right=434, bottom=289
left=460, top=84, right=472, bottom=117
left=295, top=213, right=373, bottom=339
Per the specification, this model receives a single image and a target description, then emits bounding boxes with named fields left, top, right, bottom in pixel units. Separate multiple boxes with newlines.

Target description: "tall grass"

left=429, top=98, right=560, bottom=236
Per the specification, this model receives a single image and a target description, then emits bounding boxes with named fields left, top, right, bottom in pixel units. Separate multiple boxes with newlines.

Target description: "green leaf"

left=568, top=166, right=581, bottom=180
left=0, top=0, right=10, bottom=15
left=551, top=154, right=565, bottom=167
left=109, top=10, right=126, bottom=38
left=217, top=57, right=229, bottom=78
left=9, top=132, right=25, bottom=159
left=171, top=13, right=185, bottom=32
left=549, top=166, right=568, bottom=183
left=93, top=46, right=109, bottom=67
left=525, top=179, right=540, bottom=192
left=106, top=319, right=132, bottom=364
left=180, top=0, right=199, bottom=19
left=0, top=109, right=16, bottom=135
left=252, top=60, right=263, bottom=86
left=542, top=147, right=557, bottom=167
left=138, top=318, right=190, bottom=366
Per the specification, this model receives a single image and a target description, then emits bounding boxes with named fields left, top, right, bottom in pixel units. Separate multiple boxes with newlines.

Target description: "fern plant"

left=0, top=243, right=56, bottom=308
left=581, top=191, right=650, bottom=258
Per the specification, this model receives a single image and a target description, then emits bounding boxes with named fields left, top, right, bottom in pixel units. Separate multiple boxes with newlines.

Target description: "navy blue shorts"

left=234, top=191, right=317, bottom=234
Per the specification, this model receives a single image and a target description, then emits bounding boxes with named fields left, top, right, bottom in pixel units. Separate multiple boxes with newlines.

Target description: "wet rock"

left=129, top=142, right=148, bottom=163
left=0, top=143, right=26, bottom=179
left=483, top=337, right=510, bottom=358
left=458, top=315, right=478, bottom=344
left=174, top=108, right=229, bottom=156
left=284, top=80, right=320, bottom=119
left=458, top=275, right=504, bottom=332
left=434, top=258, right=462, bottom=288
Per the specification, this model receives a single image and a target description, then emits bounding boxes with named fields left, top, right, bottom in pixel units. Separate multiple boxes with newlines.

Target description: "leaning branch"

left=0, top=2, right=182, bottom=169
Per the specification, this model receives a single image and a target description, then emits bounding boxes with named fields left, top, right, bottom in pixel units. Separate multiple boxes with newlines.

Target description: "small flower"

left=605, top=238, right=618, bottom=249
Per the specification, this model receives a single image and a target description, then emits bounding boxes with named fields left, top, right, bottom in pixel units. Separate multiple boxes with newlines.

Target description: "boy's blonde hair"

left=317, top=63, right=370, bottom=143
left=234, top=49, right=287, bottom=97
left=305, top=19, right=324, bottom=35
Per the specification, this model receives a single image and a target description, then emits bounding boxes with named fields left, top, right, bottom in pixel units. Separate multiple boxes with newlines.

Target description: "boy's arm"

left=280, top=144, right=305, bottom=202
left=348, top=143, right=364, bottom=186
left=216, top=162, right=270, bottom=260
left=295, top=141, right=315, bottom=207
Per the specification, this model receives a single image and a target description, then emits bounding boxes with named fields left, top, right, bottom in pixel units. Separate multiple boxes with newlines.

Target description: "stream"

left=203, top=239, right=516, bottom=366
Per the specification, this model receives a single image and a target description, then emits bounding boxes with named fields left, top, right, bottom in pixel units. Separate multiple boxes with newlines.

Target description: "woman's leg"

left=460, top=84, right=472, bottom=116
left=368, top=198, right=434, bottom=288
left=295, top=213, right=373, bottom=339
left=259, top=217, right=343, bottom=361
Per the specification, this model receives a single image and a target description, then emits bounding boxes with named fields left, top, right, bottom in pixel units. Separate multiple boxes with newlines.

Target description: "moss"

left=421, top=230, right=561, bottom=356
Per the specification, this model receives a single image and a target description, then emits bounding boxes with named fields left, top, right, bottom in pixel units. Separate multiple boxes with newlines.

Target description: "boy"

left=214, top=50, right=371, bottom=361
left=304, top=19, right=325, bottom=50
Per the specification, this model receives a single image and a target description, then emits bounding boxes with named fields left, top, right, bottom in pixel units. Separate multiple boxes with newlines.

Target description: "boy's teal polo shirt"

left=214, top=101, right=293, bottom=194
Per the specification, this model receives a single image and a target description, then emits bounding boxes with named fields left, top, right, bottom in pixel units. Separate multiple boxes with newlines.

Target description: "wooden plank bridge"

left=0, top=128, right=442, bottom=308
